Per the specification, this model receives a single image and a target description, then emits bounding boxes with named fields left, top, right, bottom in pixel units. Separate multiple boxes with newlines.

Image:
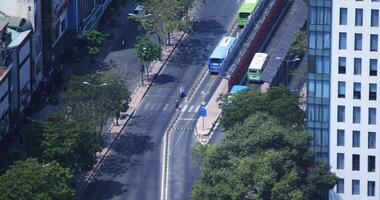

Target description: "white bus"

left=247, top=53, right=268, bottom=83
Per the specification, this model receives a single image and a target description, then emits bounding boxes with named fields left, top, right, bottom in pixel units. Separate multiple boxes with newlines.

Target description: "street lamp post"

left=275, top=57, right=300, bottom=86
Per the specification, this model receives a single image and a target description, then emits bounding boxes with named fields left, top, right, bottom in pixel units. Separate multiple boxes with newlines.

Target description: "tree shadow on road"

left=192, top=19, right=225, bottom=35
left=153, top=73, right=176, bottom=85
left=97, top=133, right=154, bottom=176
left=81, top=179, right=127, bottom=200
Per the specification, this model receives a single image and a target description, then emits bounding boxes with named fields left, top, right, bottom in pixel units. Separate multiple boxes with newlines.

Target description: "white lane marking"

left=178, top=118, right=197, bottom=121
left=163, top=103, right=169, bottom=111
left=188, top=105, right=194, bottom=112
left=181, top=104, right=188, bottom=112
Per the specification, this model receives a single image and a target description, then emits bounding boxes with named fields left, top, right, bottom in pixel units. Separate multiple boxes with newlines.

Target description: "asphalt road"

left=81, top=0, right=241, bottom=199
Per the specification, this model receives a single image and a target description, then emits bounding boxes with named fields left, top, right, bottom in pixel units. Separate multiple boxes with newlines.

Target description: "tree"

left=41, top=118, right=101, bottom=171
left=63, top=71, right=130, bottom=131
left=0, top=159, right=74, bottom=200
left=192, top=113, right=337, bottom=200
left=220, top=86, right=305, bottom=130
left=84, top=29, right=106, bottom=60
left=135, top=37, right=162, bottom=78
left=141, top=0, right=195, bottom=45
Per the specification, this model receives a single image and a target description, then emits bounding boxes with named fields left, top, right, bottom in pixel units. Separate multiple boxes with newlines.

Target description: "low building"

left=0, top=17, right=33, bottom=139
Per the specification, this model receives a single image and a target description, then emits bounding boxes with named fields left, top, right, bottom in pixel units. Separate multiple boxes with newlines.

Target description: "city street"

left=81, top=0, right=241, bottom=199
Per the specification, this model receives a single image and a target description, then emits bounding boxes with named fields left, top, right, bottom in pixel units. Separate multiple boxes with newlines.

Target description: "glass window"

left=308, top=80, right=315, bottom=97
left=354, top=58, right=362, bottom=75
left=368, top=156, right=376, bottom=172
left=353, top=130, right=360, bottom=147
left=353, top=107, right=361, bottom=124
left=369, top=108, right=376, bottom=125
left=353, top=154, right=360, bottom=171
left=337, top=179, right=344, bottom=194
left=355, top=9, right=363, bottom=26
left=337, top=153, right=345, bottom=169
left=354, top=82, right=361, bottom=99
left=322, top=129, right=328, bottom=146
left=338, top=81, right=345, bottom=98
left=368, top=181, right=375, bottom=196
left=368, top=132, right=376, bottom=149
left=355, top=33, right=363, bottom=50
left=338, top=106, right=345, bottom=122
left=371, top=34, right=378, bottom=52
left=370, top=59, right=378, bottom=76
left=369, top=83, right=377, bottom=100
left=339, top=32, right=347, bottom=50
left=314, top=128, right=322, bottom=146
left=352, top=180, right=360, bottom=195
left=338, top=129, right=345, bottom=146
left=339, top=57, right=346, bottom=74
left=340, top=8, right=347, bottom=25
left=371, top=9, right=379, bottom=27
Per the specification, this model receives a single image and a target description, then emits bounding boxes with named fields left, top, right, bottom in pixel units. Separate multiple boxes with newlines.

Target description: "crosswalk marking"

left=181, top=104, right=188, bottom=112
left=144, top=102, right=151, bottom=110
left=163, top=103, right=169, bottom=111
left=188, top=105, right=194, bottom=112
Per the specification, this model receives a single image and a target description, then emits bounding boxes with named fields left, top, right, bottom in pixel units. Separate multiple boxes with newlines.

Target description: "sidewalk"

left=75, top=31, right=186, bottom=198
left=194, top=78, right=229, bottom=144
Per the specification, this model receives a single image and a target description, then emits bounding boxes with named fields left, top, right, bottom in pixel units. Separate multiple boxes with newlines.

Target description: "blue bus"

left=208, top=36, right=237, bottom=74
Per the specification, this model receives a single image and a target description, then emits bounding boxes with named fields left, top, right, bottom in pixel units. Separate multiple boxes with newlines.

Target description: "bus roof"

left=209, top=36, right=236, bottom=60
left=238, top=0, right=258, bottom=14
left=248, top=53, right=268, bottom=70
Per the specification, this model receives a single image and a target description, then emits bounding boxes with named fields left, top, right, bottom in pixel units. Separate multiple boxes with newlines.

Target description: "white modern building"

left=308, top=0, right=380, bottom=199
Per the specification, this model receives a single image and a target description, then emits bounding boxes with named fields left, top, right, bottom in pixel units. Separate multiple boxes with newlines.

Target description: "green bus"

left=247, top=53, right=268, bottom=83
left=237, top=0, right=258, bottom=28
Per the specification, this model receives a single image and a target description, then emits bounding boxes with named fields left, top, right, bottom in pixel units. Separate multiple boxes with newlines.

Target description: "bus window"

left=239, top=12, right=250, bottom=19
left=210, top=58, right=222, bottom=64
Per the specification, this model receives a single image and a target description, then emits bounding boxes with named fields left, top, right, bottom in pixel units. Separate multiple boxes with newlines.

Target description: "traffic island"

left=195, top=78, right=228, bottom=144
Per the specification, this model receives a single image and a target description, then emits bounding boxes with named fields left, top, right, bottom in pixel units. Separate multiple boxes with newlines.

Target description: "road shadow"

left=153, top=73, right=176, bottom=85
left=192, top=19, right=225, bottom=35
left=97, top=133, right=154, bottom=176
left=81, top=179, right=127, bottom=200
left=172, top=36, right=215, bottom=66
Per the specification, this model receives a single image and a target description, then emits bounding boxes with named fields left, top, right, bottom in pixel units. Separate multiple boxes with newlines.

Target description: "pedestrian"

left=175, top=99, right=180, bottom=109
left=122, top=40, right=125, bottom=46
left=179, top=86, right=185, bottom=98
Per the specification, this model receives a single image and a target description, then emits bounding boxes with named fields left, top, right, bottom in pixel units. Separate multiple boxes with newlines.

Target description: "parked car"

left=128, top=5, right=151, bottom=22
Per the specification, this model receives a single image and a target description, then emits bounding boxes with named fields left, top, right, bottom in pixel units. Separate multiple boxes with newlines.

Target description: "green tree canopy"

left=83, top=29, right=106, bottom=56
left=141, top=0, right=195, bottom=45
left=41, top=119, right=101, bottom=171
left=220, top=86, right=305, bottom=129
left=135, top=37, right=162, bottom=63
left=192, top=113, right=337, bottom=200
left=0, top=159, right=74, bottom=200
left=63, top=71, right=130, bottom=130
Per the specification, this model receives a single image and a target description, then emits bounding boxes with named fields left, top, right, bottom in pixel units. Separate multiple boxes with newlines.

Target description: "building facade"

left=0, top=18, right=33, bottom=139
left=308, top=0, right=380, bottom=199
left=0, top=0, right=43, bottom=88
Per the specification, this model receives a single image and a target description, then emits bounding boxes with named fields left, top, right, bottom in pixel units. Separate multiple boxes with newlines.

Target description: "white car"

left=128, top=5, right=151, bottom=20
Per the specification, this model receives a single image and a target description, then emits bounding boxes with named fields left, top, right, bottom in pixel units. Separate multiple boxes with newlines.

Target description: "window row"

left=337, top=130, right=376, bottom=149
left=339, top=33, right=379, bottom=51
left=338, top=57, right=378, bottom=76
left=338, top=82, right=377, bottom=100
left=337, top=106, right=376, bottom=124
left=337, top=154, right=376, bottom=173
left=340, top=8, right=379, bottom=27
left=337, top=179, right=376, bottom=197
